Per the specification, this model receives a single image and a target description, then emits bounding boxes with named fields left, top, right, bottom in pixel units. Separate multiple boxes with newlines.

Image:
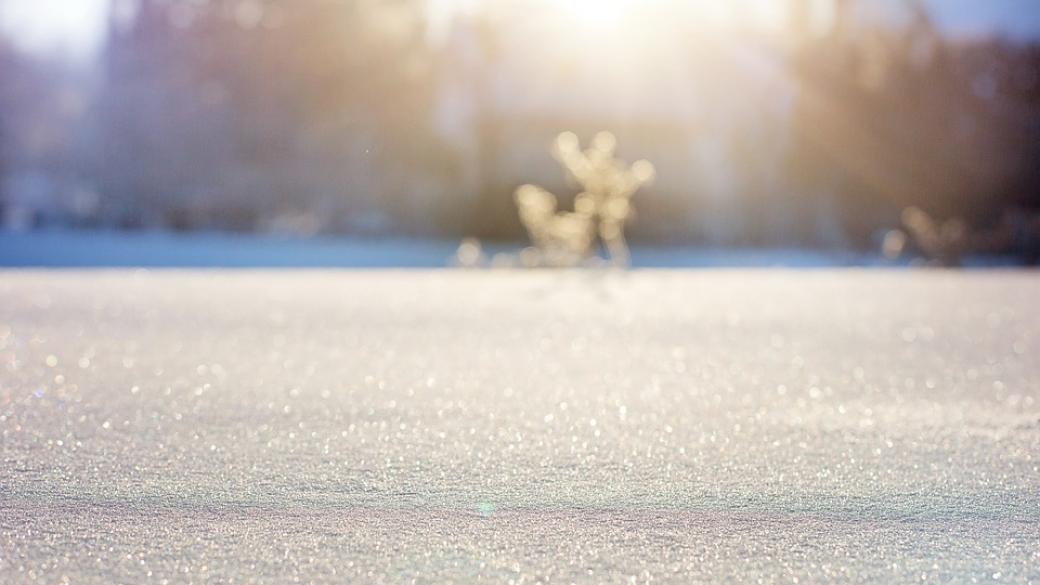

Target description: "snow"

left=1, top=270, right=1038, bottom=583
left=0, top=230, right=464, bottom=268
left=0, top=230, right=892, bottom=268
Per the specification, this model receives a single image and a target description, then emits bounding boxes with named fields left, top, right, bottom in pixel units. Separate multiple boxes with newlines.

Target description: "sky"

left=1, top=0, right=1040, bottom=59
left=922, top=0, right=1040, bottom=40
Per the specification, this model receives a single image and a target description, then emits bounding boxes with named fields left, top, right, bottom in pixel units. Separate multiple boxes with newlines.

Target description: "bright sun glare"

left=558, top=0, right=636, bottom=31
left=550, top=0, right=793, bottom=38
left=0, top=0, right=108, bottom=56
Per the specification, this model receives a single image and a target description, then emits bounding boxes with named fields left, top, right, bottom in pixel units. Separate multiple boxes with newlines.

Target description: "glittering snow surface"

left=1, top=270, right=1037, bottom=584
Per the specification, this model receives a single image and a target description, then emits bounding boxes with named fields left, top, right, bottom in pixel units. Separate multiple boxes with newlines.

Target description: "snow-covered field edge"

left=1, top=229, right=1027, bottom=268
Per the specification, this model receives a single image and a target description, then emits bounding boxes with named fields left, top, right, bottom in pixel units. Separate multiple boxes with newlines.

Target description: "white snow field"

left=1, top=270, right=1037, bottom=584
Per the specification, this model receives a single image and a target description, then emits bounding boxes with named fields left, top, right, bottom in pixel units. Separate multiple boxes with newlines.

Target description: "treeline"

left=0, top=0, right=1038, bottom=253
left=93, top=0, right=459, bottom=234
left=2, top=0, right=454, bottom=235
left=786, top=0, right=1040, bottom=248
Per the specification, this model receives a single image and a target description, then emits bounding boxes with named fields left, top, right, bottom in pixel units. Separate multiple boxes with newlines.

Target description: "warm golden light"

left=557, top=0, right=636, bottom=32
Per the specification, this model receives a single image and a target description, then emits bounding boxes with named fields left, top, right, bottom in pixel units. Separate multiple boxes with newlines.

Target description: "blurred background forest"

left=1, top=0, right=1040, bottom=259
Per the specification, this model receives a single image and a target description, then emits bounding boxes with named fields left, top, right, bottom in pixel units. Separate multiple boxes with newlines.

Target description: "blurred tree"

left=787, top=0, right=1040, bottom=248
left=0, top=39, right=16, bottom=217
left=0, top=37, right=87, bottom=228
left=91, top=0, right=443, bottom=233
left=0, top=39, right=43, bottom=221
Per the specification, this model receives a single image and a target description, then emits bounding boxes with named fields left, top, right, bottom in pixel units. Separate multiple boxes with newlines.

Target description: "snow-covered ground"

left=0, top=229, right=892, bottom=268
left=1, top=270, right=1037, bottom=583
